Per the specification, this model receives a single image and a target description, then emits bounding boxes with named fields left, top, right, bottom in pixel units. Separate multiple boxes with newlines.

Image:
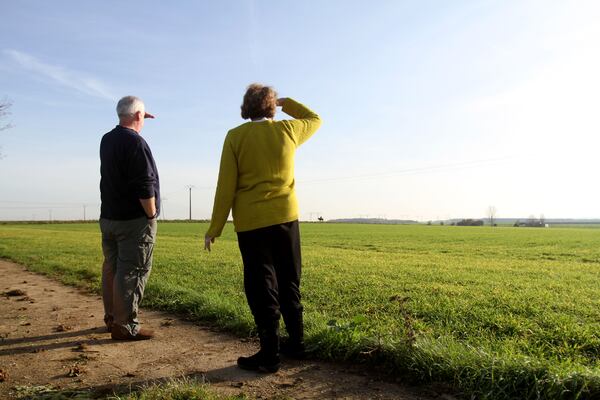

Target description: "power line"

left=0, top=157, right=513, bottom=215
left=0, top=205, right=94, bottom=210
left=0, top=200, right=100, bottom=206
left=299, top=157, right=512, bottom=185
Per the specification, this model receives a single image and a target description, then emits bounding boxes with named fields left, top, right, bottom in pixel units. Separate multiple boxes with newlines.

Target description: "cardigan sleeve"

left=206, top=134, right=238, bottom=237
left=281, top=98, right=322, bottom=146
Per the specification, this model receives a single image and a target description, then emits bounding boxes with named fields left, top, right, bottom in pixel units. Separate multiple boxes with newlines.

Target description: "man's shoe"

left=280, top=338, right=306, bottom=359
left=111, top=327, right=154, bottom=341
left=237, top=350, right=280, bottom=373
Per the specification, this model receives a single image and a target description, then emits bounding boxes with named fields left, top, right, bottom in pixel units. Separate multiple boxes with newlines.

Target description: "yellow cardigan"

left=206, top=98, right=321, bottom=237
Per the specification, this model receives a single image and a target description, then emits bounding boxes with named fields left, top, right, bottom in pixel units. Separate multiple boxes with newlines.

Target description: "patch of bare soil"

left=0, top=260, right=447, bottom=399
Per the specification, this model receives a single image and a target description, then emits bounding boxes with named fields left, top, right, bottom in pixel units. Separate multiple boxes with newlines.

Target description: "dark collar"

left=116, top=125, right=138, bottom=135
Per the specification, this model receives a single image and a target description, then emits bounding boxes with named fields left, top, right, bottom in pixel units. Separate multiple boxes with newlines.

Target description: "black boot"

left=280, top=338, right=306, bottom=359
left=237, top=329, right=280, bottom=373
left=281, top=315, right=306, bottom=359
left=237, top=349, right=280, bottom=373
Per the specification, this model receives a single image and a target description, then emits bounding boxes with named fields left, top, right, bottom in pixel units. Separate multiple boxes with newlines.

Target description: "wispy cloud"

left=3, top=49, right=115, bottom=101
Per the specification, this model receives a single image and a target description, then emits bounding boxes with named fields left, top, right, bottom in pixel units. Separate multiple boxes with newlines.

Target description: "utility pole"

left=48, top=209, right=52, bottom=222
left=185, top=185, right=195, bottom=221
left=83, top=204, right=87, bottom=221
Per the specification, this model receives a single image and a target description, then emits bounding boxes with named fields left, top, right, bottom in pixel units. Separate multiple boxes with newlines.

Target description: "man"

left=99, top=95, right=160, bottom=340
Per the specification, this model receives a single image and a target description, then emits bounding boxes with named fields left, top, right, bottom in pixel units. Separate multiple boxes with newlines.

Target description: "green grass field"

left=1, top=222, right=599, bottom=399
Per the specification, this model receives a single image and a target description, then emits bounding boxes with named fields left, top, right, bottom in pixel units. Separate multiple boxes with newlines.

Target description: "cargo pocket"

left=137, top=221, right=156, bottom=273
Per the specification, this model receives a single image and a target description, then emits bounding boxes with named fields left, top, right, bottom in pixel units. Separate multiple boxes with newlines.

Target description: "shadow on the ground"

left=0, top=326, right=106, bottom=346
left=9, top=361, right=428, bottom=400
left=0, top=337, right=114, bottom=356
left=10, top=369, right=253, bottom=399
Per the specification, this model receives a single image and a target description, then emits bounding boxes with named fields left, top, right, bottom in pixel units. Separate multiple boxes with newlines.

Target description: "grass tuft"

left=109, top=377, right=249, bottom=400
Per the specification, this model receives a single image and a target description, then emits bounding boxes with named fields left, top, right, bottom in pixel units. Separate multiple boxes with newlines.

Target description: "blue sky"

left=1, top=1, right=599, bottom=221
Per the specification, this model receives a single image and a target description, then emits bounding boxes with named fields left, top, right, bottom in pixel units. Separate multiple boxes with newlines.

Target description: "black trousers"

left=237, top=220, right=303, bottom=339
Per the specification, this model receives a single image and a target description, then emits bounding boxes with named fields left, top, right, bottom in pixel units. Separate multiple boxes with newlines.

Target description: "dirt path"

left=0, top=260, right=444, bottom=399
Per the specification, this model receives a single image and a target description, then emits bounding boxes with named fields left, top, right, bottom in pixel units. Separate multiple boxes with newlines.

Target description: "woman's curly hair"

left=240, top=83, right=277, bottom=120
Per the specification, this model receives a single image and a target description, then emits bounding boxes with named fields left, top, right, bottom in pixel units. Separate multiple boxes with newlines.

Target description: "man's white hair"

left=116, top=96, right=145, bottom=118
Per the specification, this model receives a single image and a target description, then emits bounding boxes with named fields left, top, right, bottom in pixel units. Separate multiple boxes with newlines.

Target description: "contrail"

left=4, top=49, right=116, bottom=101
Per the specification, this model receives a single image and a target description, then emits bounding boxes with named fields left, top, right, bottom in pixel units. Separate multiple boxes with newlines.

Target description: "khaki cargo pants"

left=100, top=216, right=157, bottom=336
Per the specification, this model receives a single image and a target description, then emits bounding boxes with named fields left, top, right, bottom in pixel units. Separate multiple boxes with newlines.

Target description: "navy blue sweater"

left=100, top=125, right=160, bottom=220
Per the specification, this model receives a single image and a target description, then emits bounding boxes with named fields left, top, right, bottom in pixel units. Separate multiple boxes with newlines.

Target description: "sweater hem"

left=234, top=215, right=299, bottom=233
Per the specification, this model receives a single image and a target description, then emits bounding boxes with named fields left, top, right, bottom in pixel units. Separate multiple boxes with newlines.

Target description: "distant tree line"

left=453, top=219, right=484, bottom=226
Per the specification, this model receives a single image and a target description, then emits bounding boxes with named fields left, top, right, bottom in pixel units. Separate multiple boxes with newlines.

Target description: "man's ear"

left=135, top=110, right=144, bottom=121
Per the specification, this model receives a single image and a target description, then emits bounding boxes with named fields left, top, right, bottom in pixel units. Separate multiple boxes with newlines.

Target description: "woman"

left=204, top=83, right=321, bottom=373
